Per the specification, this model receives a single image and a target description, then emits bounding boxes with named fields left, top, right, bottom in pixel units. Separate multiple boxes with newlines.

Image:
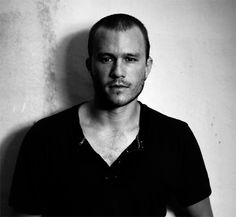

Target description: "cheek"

left=91, top=66, right=113, bottom=88
left=92, top=63, right=110, bottom=78
left=130, top=66, right=146, bottom=83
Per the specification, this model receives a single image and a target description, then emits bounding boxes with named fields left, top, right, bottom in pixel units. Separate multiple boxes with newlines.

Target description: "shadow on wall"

left=0, top=29, right=93, bottom=216
left=58, top=28, right=93, bottom=107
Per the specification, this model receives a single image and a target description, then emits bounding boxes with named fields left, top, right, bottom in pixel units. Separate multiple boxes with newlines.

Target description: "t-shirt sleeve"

left=9, top=122, right=48, bottom=215
left=174, top=123, right=212, bottom=207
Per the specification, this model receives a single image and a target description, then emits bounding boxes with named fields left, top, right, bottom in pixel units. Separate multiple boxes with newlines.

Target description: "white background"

left=0, top=0, right=235, bottom=216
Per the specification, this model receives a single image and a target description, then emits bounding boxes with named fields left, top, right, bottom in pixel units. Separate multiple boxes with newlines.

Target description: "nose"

left=110, top=59, right=126, bottom=78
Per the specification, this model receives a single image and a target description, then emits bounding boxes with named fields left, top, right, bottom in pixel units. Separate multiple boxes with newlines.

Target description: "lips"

left=109, top=84, right=128, bottom=88
left=107, top=80, right=130, bottom=88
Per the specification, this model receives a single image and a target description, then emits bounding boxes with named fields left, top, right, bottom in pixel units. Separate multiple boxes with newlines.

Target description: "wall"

left=0, top=0, right=235, bottom=216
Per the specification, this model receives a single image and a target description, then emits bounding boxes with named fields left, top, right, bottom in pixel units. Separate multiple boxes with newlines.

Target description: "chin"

left=103, top=95, right=137, bottom=109
left=95, top=84, right=144, bottom=109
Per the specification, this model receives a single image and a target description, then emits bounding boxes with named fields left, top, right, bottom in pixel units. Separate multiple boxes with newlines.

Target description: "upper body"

left=9, top=102, right=212, bottom=216
left=9, top=13, right=213, bottom=216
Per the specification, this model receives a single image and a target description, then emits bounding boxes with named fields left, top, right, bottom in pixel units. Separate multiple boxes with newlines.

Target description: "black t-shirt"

left=9, top=102, right=211, bottom=216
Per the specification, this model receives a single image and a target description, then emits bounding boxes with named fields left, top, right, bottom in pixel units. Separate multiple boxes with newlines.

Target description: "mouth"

left=107, top=85, right=129, bottom=94
left=109, top=85, right=128, bottom=88
left=106, top=80, right=130, bottom=92
left=108, top=81, right=130, bottom=88
left=108, top=85, right=129, bottom=92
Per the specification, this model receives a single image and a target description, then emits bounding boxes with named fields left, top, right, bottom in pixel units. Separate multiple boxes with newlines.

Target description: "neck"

left=86, top=99, right=140, bottom=130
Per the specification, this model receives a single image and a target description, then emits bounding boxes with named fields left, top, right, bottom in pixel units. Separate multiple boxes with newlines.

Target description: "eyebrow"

left=125, top=53, right=141, bottom=57
left=97, top=52, right=141, bottom=57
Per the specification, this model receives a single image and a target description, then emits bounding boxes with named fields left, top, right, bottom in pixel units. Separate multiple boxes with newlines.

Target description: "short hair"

left=88, top=13, right=150, bottom=60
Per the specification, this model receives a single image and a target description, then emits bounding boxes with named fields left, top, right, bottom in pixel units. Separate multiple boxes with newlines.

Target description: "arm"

left=12, top=209, right=41, bottom=217
left=186, top=197, right=213, bottom=217
left=18, top=215, right=41, bottom=217
left=9, top=124, right=46, bottom=217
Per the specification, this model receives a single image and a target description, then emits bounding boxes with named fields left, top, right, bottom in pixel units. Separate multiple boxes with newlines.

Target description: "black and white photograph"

left=0, top=1, right=235, bottom=216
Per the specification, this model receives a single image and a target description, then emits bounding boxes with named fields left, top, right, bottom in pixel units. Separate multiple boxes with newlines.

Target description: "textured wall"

left=0, top=0, right=235, bottom=216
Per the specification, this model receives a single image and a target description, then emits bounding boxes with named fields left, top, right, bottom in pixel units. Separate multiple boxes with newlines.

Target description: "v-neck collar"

left=73, top=101, right=147, bottom=168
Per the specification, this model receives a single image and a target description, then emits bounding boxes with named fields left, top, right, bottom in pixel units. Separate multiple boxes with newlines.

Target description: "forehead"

left=93, top=26, right=146, bottom=55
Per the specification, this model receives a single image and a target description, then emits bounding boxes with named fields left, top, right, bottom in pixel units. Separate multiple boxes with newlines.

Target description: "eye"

left=98, top=56, right=113, bottom=63
left=124, top=56, right=138, bottom=62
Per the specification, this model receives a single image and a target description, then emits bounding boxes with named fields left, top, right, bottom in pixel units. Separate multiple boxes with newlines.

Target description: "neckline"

left=74, top=101, right=146, bottom=167
left=75, top=101, right=145, bottom=139
left=82, top=134, right=142, bottom=168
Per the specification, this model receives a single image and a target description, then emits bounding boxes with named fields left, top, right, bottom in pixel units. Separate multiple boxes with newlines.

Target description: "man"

left=9, top=14, right=213, bottom=216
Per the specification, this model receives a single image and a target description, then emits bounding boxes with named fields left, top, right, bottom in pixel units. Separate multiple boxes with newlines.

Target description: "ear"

left=144, top=56, right=153, bottom=80
left=86, top=58, right=91, bottom=72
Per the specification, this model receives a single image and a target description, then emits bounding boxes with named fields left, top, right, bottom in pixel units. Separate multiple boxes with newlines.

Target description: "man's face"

left=87, top=26, right=152, bottom=108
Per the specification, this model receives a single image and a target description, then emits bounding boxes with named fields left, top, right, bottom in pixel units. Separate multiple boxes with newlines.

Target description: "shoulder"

left=20, top=104, right=81, bottom=153
left=33, top=104, right=79, bottom=130
left=22, top=104, right=80, bottom=144
left=140, top=102, right=189, bottom=133
left=140, top=102, right=201, bottom=160
left=139, top=102, right=197, bottom=153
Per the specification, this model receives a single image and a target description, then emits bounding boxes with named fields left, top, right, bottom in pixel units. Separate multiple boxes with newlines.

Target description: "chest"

left=82, top=127, right=139, bottom=166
